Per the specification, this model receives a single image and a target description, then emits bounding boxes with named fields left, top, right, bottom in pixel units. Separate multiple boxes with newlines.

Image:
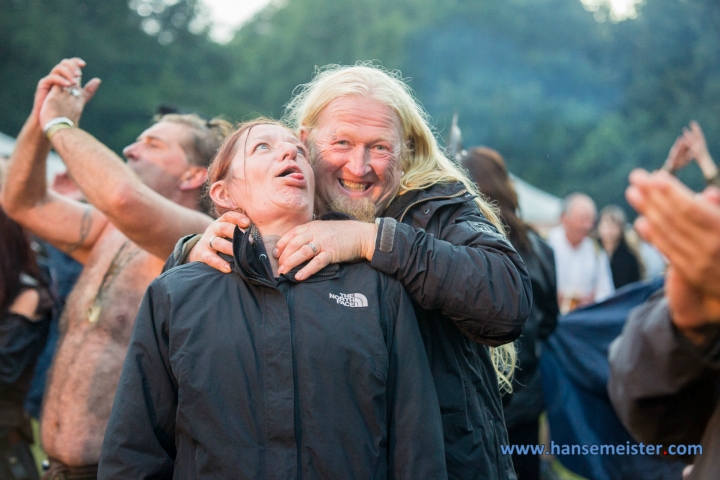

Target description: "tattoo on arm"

left=65, top=207, right=94, bottom=254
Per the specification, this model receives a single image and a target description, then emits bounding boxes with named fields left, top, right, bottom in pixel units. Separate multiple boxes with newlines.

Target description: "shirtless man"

left=1, top=58, right=226, bottom=477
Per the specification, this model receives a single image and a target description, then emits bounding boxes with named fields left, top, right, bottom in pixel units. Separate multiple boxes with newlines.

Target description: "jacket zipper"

left=279, top=282, right=303, bottom=479
left=236, top=253, right=275, bottom=287
left=398, top=189, right=468, bottom=223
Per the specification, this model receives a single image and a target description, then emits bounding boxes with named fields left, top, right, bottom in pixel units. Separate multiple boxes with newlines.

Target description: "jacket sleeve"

left=371, top=201, right=532, bottom=346
left=385, top=280, right=447, bottom=480
left=98, top=281, right=178, bottom=479
left=608, top=291, right=720, bottom=460
left=162, top=234, right=201, bottom=273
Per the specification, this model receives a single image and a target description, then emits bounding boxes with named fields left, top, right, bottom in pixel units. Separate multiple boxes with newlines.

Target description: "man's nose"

left=122, top=143, right=137, bottom=161
left=344, top=147, right=371, bottom=177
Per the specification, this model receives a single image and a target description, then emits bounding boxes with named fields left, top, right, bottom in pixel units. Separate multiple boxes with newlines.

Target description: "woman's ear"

left=209, top=181, right=236, bottom=212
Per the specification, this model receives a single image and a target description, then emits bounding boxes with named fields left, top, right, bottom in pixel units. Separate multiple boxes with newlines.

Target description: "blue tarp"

left=540, top=277, right=685, bottom=480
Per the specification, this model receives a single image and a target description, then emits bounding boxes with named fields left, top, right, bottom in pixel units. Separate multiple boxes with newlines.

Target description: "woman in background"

left=462, top=147, right=559, bottom=480
left=596, top=205, right=642, bottom=289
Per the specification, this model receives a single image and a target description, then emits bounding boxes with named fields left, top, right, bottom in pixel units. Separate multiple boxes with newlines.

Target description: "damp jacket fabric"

left=371, top=182, right=532, bottom=480
left=161, top=181, right=532, bottom=480
left=97, top=226, right=447, bottom=480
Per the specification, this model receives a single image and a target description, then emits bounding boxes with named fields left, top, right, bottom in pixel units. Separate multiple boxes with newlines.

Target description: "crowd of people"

left=0, top=57, right=718, bottom=480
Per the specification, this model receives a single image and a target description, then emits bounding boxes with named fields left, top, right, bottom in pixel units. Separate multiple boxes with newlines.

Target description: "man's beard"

left=327, top=196, right=377, bottom=223
left=309, top=142, right=377, bottom=222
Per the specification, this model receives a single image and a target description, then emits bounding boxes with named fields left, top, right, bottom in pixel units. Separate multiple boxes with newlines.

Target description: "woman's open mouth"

left=277, top=165, right=307, bottom=187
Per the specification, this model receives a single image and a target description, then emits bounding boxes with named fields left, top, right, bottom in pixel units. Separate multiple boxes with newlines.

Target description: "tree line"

left=2, top=0, right=718, bottom=210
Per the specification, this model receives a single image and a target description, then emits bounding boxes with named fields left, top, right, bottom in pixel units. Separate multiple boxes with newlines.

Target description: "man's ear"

left=299, top=128, right=310, bottom=144
left=208, top=181, right=235, bottom=211
left=179, top=166, right=208, bottom=191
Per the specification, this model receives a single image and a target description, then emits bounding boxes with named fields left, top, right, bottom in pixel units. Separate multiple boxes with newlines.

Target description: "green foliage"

left=1, top=0, right=719, bottom=212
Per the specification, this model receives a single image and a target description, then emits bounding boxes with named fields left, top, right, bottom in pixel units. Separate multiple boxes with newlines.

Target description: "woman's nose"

left=280, top=142, right=298, bottom=160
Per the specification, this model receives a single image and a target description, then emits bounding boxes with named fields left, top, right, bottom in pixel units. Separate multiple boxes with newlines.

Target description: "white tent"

left=510, top=173, right=562, bottom=230
left=1, top=130, right=66, bottom=181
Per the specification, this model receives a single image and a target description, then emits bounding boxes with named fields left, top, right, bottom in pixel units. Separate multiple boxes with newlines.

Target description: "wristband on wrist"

left=45, top=123, right=74, bottom=140
left=43, top=117, right=75, bottom=140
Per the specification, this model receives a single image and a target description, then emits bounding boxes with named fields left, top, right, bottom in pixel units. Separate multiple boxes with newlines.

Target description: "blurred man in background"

left=1, top=58, right=227, bottom=478
left=548, top=192, right=614, bottom=314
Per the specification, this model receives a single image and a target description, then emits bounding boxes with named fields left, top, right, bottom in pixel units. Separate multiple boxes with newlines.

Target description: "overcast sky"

left=201, top=0, right=642, bottom=43
left=201, top=0, right=272, bottom=43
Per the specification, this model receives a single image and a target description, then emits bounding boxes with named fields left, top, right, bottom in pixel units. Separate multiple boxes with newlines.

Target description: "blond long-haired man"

left=177, top=64, right=531, bottom=479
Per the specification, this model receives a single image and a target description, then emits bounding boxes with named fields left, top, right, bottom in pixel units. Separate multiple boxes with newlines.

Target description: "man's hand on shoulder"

left=187, top=211, right=248, bottom=273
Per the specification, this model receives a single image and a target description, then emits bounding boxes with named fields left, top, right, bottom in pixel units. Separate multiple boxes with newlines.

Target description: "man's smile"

left=338, top=179, right=371, bottom=192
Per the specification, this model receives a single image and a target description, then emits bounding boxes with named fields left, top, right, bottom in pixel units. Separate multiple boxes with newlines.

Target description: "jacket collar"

left=226, top=226, right=339, bottom=286
left=382, top=181, right=474, bottom=220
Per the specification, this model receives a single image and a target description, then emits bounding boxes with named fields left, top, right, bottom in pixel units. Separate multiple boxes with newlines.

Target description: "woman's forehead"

left=244, top=123, right=300, bottom=143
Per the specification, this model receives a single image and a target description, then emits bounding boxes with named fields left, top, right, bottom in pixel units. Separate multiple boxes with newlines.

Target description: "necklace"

left=86, top=240, right=139, bottom=323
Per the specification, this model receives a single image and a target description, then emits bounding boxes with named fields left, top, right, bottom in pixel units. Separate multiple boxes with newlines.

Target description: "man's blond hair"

left=284, top=63, right=515, bottom=392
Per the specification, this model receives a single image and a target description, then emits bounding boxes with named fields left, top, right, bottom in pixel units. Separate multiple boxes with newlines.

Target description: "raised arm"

left=1, top=60, right=108, bottom=264
left=683, top=121, right=719, bottom=186
left=37, top=60, right=212, bottom=260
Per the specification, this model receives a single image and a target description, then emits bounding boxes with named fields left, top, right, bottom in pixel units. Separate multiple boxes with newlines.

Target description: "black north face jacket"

left=98, top=227, right=447, bottom=480
left=161, top=182, right=532, bottom=479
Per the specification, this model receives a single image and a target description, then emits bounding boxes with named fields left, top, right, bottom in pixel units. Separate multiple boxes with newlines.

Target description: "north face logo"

left=329, top=292, right=368, bottom=307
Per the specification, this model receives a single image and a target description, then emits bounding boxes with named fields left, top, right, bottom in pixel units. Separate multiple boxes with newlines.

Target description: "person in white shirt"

left=548, top=193, right=614, bottom=314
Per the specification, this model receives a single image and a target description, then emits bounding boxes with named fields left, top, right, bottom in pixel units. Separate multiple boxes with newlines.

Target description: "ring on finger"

left=209, top=235, right=220, bottom=250
left=307, top=242, right=318, bottom=255
left=65, top=86, right=81, bottom=97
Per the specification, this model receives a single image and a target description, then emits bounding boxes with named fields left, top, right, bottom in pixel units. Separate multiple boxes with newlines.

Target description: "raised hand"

left=662, top=135, right=692, bottom=173
left=38, top=59, right=101, bottom=129
left=627, top=169, right=720, bottom=297
left=682, top=121, right=710, bottom=162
